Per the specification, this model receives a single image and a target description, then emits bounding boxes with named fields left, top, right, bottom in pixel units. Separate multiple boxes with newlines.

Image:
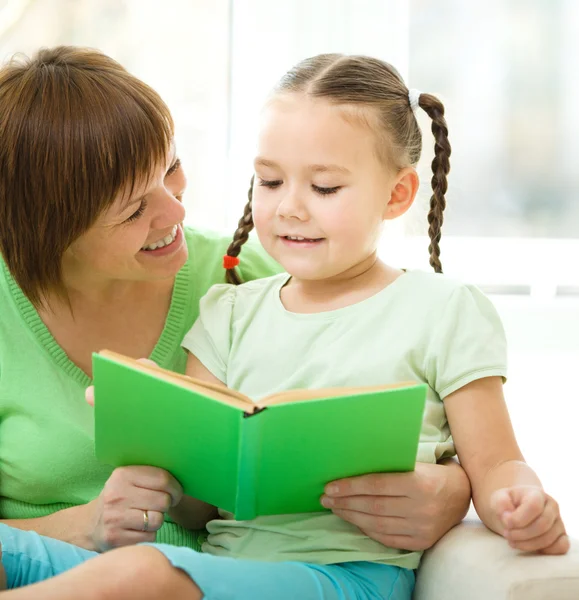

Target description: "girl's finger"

left=505, top=488, right=545, bottom=529
left=85, top=386, right=95, bottom=407
left=540, top=533, right=571, bottom=556
left=490, top=488, right=516, bottom=525
left=509, top=518, right=566, bottom=553
left=86, top=360, right=156, bottom=408
left=506, top=497, right=558, bottom=542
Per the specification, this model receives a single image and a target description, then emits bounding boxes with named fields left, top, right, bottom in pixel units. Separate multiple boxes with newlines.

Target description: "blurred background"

left=1, top=0, right=578, bottom=535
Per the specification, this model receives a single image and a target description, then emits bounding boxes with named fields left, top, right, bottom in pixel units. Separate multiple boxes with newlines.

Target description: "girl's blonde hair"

left=224, top=53, right=451, bottom=284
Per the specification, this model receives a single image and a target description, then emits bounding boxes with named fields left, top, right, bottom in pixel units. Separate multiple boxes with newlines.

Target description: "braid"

left=417, top=94, right=451, bottom=274
left=225, top=176, right=255, bottom=285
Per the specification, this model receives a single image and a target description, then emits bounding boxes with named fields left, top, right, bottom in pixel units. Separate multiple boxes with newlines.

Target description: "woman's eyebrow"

left=120, top=195, right=146, bottom=212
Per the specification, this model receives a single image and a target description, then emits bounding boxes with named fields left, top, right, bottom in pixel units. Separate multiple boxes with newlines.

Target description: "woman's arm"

left=2, top=464, right=186, bottom=552
left=0, top=503, right=97, bottom=548
left=87, top=375, right=217, bottom=536
left=445, top=376, right=569, bottom=554
left=321, top=457, right=471, bottom=551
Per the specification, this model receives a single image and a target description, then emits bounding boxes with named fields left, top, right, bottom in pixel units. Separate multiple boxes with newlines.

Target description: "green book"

left=93, top=350, right=427, bottom=521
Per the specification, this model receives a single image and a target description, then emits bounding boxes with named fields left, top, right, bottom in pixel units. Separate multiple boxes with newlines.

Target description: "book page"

left=259, top=381, right=417, bottom=408
left=98, top=350, right=255, bottom=411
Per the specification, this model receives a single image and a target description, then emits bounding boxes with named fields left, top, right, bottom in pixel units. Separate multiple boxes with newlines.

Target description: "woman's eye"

left=258, top=178, right=283, bottom=189
left=124, top=199, right=148, bottom=223
left=166, top=158, right=181, bottom=177
left=313, top=185, right=341, bottom=195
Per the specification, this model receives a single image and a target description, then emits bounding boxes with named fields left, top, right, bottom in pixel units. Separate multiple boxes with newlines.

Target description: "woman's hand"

left=87, top=465, right=183, bottom=551
left=321, top=460, right=471, bottom=551
left=85, top=370, right=183, bottom=551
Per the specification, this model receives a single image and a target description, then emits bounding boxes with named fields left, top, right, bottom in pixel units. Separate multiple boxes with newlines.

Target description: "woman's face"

left=63, top=148, right=188, bottom=287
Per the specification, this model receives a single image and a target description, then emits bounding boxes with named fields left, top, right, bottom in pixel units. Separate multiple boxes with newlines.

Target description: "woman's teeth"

left=142, top=225, right=178, bottom=251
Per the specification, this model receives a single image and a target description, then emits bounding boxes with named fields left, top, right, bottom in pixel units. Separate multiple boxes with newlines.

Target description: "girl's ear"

left=383, top=168, right=419, bottom=220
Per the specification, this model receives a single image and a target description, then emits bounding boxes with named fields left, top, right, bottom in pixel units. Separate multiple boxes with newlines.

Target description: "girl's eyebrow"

left=309, top=164, right=351, bottom=175
left=254, top=157, right=278, bottom=169
left=254, top=157, right=350, bottom=175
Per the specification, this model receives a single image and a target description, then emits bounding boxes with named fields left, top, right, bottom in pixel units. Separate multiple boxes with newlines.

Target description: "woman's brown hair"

left=0, top=46, right=174, bottom=306
left=225, top=53, right=451, bottom=284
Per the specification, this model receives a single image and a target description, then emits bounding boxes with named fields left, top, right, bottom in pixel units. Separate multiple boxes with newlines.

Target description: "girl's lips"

left=279, top=235, right=325, bottom=248
left=139, top=224, right=183, bottom=257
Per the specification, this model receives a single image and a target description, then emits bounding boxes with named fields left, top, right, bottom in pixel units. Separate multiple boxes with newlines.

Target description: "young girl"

left=0, top=53, right=569, bottom=600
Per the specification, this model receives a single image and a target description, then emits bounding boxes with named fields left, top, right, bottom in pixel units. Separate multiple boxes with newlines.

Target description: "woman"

left=0, top=46, right=470, bottom=589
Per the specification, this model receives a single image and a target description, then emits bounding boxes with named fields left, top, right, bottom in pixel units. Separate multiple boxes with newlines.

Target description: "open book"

left=93, top=350, right=427, bottom=520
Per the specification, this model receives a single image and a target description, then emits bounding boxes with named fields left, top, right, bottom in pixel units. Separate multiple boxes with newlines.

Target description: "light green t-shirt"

left=182, top=270, right=508, bottom=568
left=0, top=227, right=280, bottom=549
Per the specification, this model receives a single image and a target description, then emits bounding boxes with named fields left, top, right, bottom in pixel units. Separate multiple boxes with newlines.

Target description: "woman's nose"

left=151, top=189, right=186, bottom=228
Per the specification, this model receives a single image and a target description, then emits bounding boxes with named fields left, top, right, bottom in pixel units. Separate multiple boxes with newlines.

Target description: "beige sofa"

left=414, top=518, right=579, bottom=599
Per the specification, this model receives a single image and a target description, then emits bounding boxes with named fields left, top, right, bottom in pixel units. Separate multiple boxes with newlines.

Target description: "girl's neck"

left=280, top=255, right=404, bottom=314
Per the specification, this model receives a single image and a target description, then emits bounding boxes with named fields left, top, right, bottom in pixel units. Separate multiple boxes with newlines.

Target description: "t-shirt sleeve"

left=238, top=236, right=283, bottom=282
left=181, top=284, right=237, bottom=383
left=425, top=284, right=508, bottom=399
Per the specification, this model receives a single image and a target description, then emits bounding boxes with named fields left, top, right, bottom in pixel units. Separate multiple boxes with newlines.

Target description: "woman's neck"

left=37, top=274, right=176, bottom=378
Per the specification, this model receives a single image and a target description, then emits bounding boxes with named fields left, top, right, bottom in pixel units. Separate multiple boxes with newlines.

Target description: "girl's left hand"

left=491, top=486, right=570, bottom=555
left=321, top=460, right=471, bottom=551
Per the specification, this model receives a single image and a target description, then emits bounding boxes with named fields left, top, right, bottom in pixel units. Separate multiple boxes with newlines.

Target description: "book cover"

left=93, top=351, right=427, bottom=520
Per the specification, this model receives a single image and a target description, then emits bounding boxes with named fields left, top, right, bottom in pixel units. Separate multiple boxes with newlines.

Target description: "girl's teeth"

left=286, top=236, right=318, bottom=241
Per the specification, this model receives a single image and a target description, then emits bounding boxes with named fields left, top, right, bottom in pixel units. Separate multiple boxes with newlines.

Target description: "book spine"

left=234, top=410, right=264, bottom=520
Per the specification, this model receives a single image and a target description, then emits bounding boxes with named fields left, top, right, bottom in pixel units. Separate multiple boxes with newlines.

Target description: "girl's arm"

left=445, top=376, right=569, bottom=555
left=185, top=353, right=228, bottom=387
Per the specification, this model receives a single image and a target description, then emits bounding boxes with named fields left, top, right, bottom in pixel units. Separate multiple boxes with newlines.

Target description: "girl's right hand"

left=88, top=465, right=183, bottom=551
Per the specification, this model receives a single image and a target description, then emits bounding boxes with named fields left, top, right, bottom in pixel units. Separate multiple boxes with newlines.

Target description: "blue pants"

left=0, top=524, right=414, bottom=599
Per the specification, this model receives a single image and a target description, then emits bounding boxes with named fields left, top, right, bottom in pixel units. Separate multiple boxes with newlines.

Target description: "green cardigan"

left=0, top=227, right=279, bottom=550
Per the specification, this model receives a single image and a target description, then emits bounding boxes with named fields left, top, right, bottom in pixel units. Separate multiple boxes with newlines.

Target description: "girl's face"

left=252, top=94, right=415, bottom=282
left=63, top=147, right=188, bottom=286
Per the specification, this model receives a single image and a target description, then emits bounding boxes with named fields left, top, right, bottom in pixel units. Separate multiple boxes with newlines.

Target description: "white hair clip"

left=408, top=89, right=421, bottom=112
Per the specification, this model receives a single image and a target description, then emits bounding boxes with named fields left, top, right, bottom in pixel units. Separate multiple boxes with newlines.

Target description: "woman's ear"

left=383, top=168, right=419, bottom=220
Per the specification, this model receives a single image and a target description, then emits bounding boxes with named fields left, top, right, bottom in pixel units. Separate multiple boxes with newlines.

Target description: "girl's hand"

left=321, top=460, right=471, bottom=552
left=85, top=358, right=158, bottom=408
left=490, top=486, right=570, bottom=555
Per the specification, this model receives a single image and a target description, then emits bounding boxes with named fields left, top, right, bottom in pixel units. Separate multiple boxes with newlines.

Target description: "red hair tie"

left=223, top=254, right=240, bottom=269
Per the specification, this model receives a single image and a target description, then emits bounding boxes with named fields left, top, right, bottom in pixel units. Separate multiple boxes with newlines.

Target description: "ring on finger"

left=142, top=510, right=149, bottom=532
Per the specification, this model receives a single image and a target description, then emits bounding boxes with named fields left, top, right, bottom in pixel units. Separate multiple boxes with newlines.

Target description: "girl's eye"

left=313, top=185, right=341, bottom=195
left=124, top=199, right=148, bottom=223
left=258, top=178, right=283, bottom=189
left=166, top=158, right=181, bottom=177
